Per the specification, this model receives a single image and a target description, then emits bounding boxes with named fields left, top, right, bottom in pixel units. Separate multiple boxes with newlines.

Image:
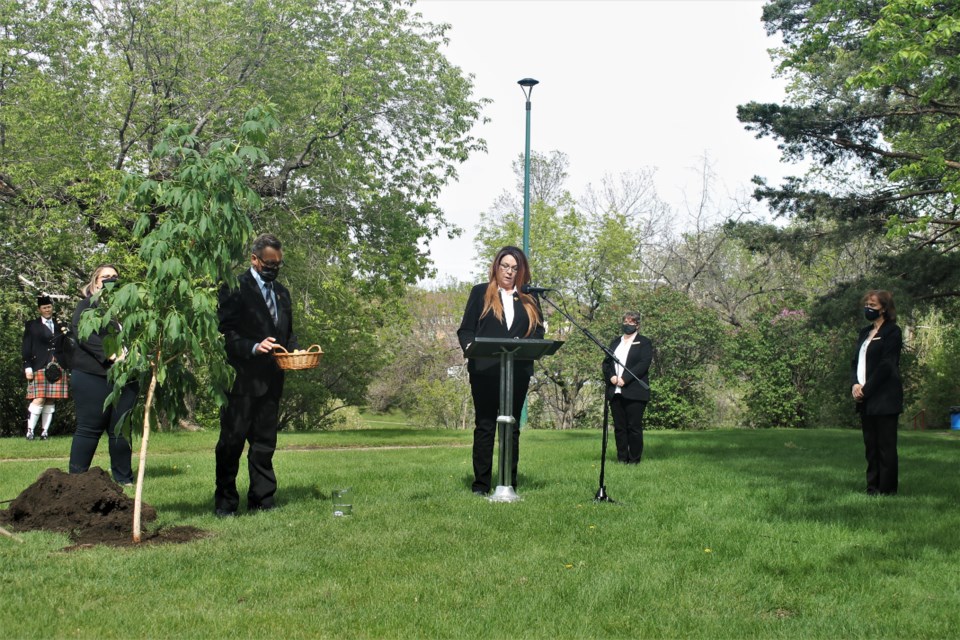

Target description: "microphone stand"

left=534, top=290, right=647, bottom=504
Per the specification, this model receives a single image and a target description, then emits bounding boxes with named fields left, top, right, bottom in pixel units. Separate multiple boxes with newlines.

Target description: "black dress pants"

left=216, top=389, right=281, bottom=512
left=610, top=395, right=647, bottom=463
left=69, top=369, right=137, bottom=484
left=469, top=372, right=530, bottom=493
left=861, top=413, right=898, bottom=495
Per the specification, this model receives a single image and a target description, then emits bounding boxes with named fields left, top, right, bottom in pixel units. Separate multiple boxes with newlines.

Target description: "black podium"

left=464, top=337, right=563, bottom=502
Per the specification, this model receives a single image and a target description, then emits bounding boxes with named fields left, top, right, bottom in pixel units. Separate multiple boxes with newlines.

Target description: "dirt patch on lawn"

left=0, top=467, right=208, bottom=548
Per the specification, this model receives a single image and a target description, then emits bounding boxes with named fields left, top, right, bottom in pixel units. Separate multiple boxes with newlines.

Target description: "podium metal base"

left=488, top=485, right=522, bottom=503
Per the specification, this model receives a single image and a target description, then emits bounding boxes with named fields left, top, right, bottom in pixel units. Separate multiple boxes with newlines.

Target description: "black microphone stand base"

left=594, top=485, right=615, bottom=503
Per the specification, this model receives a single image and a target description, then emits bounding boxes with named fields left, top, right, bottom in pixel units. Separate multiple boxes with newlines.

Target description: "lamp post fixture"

left=518, top=77, right=539, bottom=255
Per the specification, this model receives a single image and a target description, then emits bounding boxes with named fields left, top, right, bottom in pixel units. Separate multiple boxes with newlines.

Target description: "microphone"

left=521, top=284, right=555, bottom=295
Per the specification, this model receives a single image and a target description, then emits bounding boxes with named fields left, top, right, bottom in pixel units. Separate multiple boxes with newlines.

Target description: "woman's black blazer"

left=70, top=296, right=116, bottom=376
left=457, top=283, right=544, bottom=378
left=850, top=321, right=903, bottom=416
left=602, top=335, right=653, bottom=402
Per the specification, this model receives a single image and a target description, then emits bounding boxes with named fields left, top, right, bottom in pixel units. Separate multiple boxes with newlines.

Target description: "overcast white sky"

left=413, top=0, right=800, bottom=285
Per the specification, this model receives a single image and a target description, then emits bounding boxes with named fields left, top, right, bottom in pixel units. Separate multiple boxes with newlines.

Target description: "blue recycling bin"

left=951, top=406, right=960, bottom=430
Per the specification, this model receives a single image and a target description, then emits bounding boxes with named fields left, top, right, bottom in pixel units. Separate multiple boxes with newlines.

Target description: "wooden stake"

left=0, top=525, right=25, bottom=544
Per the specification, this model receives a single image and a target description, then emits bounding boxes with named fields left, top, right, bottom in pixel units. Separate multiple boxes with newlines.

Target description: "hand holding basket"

left=272, top=344, right=323, bottom=370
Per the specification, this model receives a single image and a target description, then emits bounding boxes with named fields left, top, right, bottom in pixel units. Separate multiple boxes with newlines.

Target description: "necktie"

left=44, top=319, right=54, bottom=334
left=264, top=282, right=278, bottom=324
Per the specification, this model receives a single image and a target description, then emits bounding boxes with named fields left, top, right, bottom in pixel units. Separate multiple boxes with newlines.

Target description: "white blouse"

left=857, top=335, right=871, bottom=385
left=612, top=336, right=634, bottom=395
left=499, top=288, right=516, bottom=330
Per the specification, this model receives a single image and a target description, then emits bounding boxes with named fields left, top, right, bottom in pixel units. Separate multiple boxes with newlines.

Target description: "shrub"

left=616, top=288, right=726, bottom=430
left=732, top=308, right=839, bottom=428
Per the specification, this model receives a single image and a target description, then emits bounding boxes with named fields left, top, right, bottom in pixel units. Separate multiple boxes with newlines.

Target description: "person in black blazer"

left=215, top=233, right=298, bottom=517
left=602, top=311, right=653, bottom=463
left=457, top=246, right=544, bottom=495
left=22, top=295, right=69, bottom=440
left=68, top=264, right=138, bottom=484
left=850, top=289, right=903, bottom=496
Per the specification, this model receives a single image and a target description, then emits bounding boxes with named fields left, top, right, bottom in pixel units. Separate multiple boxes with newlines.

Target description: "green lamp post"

left=518, top=77, right=539, bottom=254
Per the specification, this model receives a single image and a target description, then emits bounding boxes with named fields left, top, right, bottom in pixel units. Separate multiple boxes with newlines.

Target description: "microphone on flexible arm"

left=521, top=284, right=555, bottom=295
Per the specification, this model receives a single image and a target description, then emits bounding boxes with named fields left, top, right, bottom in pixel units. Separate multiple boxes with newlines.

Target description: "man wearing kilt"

left=22, top=295, right=68, bottom=440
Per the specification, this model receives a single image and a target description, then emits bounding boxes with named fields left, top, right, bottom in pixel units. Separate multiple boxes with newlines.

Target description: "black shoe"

left=26, top=432, right=34, bottom=441
left=472, top=490, right=488, bottom=497
left=40, top=434, right=48, bottom=441
left=248, top=504, right=276, bottom=513
left=215, top=508, right=238, bottom=518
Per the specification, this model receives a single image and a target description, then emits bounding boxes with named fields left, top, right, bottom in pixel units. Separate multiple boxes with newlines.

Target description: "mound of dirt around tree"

left=0, top=467, right=157, bottom=545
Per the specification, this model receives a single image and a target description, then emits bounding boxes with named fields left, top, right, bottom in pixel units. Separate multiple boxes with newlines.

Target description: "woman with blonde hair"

left=68, top=264, right=138, bottom=485
left=457, top=246, right=544, bottom=495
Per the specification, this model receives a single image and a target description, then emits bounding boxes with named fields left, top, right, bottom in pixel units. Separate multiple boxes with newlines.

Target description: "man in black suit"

left=602, top=311, right=653, bottom=464
left=22, top=295, right=68, bottom=440
left=214, top=233, right=298, bottom=517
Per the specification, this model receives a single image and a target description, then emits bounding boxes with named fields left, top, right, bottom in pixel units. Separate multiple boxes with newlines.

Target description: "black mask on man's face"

left=259, top=265, right=279, bottom=282
left=864, top=307, right=882, bottom=322
left=622, top=324, right=638, bottom=335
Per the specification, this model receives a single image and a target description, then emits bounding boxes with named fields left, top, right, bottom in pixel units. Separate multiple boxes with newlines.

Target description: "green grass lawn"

left=1, top=427, right=959, bottom=639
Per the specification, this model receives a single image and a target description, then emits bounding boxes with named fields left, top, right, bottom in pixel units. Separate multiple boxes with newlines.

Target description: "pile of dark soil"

left=0, top=467, right=207, bottom=547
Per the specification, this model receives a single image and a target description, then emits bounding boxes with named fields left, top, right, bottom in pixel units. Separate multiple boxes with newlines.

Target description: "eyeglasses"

left=498, top=264, right=519, bottom=274
left=255, top=255, right=284, bottom=269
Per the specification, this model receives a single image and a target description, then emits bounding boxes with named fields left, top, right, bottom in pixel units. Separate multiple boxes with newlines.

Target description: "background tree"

left=737, top=0, right=960, bottom=304
left=365, top=284, right=470, bottom=429
left=0, top=0, right=486, bottom=430
left=730, top=307, right=835, bottom=428
left=908, top=303, right=960, bottom=427
left=612, top=287, right=727, bottom=430
left=475, top=151, right=667, bottom=428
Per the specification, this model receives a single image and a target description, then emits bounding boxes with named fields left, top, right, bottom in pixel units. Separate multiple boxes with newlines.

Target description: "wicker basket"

left=272, top=344, right=323, bottom=370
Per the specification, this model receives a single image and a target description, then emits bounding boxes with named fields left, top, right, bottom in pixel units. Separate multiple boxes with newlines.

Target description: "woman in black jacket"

left=457, top=246, right=544, bottom=495
left=850, top=290, right=903, bottom=496
left=602, top=311, right=653, bottom=464
left=68, top=264, right=138, bottom=485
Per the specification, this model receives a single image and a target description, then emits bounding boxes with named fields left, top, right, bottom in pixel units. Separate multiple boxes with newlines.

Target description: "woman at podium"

left=457, top=246, right=544, bottom=495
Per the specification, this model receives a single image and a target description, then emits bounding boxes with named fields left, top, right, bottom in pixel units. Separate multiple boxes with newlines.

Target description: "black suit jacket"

left=603, top=335, right=653, bottom=401
left=22, top=316, right=63, bottom=371
left=69, top=296, right=123, bottom=376
left=850, top=321, right=903, bottom=416
left=457, top=283, right=545, bottom=378
left=218, top=269, right=298, bottom=397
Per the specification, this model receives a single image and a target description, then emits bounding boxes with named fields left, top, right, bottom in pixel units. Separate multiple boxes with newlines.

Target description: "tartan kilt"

left=26, top=367, right=70, bottom=400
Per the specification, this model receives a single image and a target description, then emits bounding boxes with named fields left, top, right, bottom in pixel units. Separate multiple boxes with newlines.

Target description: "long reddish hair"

left=480, top=246, right=541, bottom=336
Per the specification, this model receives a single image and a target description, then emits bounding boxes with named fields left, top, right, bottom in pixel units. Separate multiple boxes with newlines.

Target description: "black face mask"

left=864, top=307, right=882, bottom=321
left=259, top=265, right=280, bottom=282
left=101, top=277, right=118, bottom=286
left=622, top=324, right=638, bottom=335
